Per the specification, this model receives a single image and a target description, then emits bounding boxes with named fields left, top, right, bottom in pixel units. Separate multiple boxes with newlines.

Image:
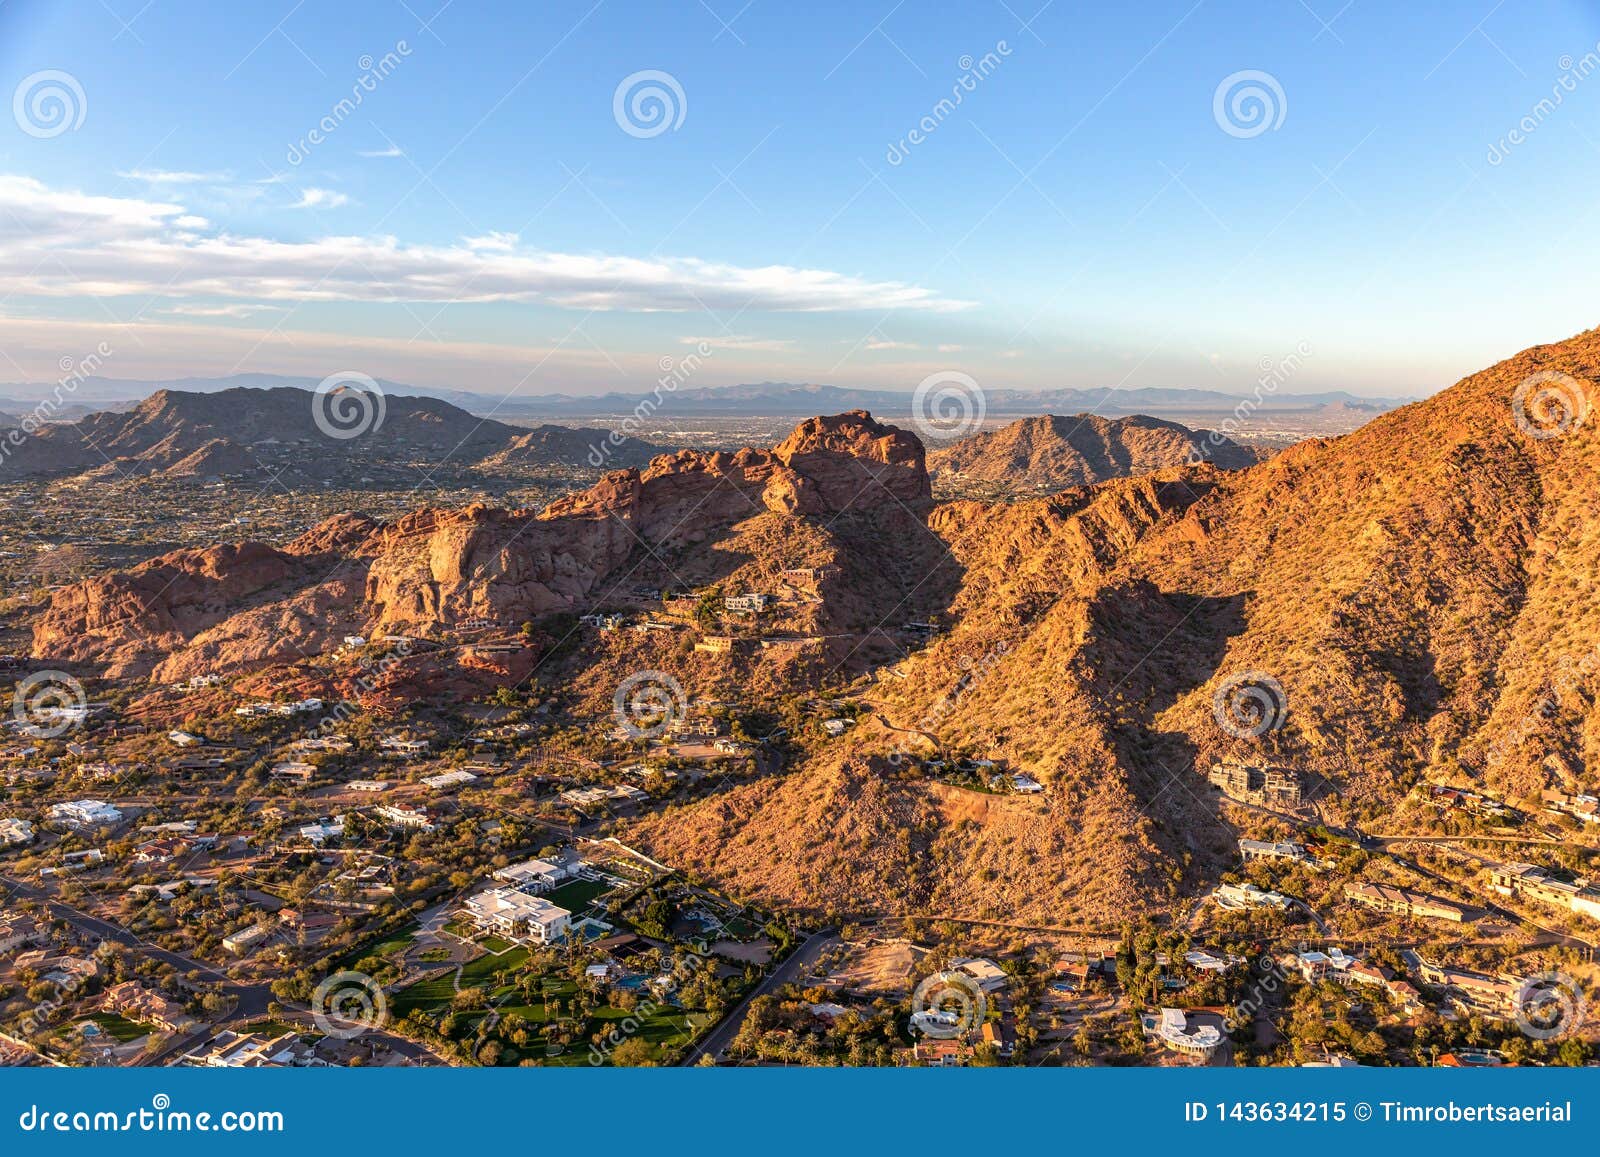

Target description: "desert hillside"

left=634, top=332, right=1600, bottom=921
left=25, top=334, right=1600, bottom=925
left=926, top=412, right=1260, bottom=492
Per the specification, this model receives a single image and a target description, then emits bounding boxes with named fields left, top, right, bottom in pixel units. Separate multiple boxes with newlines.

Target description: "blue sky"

left=1, top=0, right=1599, bottom=398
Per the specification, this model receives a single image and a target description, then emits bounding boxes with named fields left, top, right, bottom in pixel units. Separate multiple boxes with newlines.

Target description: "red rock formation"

left=32, top=411, right=932, bottom=676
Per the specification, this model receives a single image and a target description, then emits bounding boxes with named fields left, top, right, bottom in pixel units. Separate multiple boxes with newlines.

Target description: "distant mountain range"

left=0, top=385, right=660, bottom=485
left=0, top=373, right=1415, bottom=421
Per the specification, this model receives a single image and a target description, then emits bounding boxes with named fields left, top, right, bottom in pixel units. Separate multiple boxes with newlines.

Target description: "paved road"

left=680, top=931, right=835, bottom=1065
left=1373, top=832, right=1565, bottom=847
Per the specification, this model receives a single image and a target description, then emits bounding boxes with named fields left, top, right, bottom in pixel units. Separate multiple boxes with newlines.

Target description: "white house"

left=375, top=804, right=434, bottom=831
left=952, top=957, right=1009, bottom=993
left=493, top=857, right=574, bottom=893
left=380, top=735, right=430, bottom=756
left=0, top=817, right=35, bottom=846
left=221, top=923, right=275, bottom=955
left=297, top=817, right=346, bottom=846
left=48, top=799, right=123, bottom=828
left=1214, top=881, right=1292, bottom=910
left=462, top=889, right=572, bottom=944
left=1148, top=1008, right=1223, bottom=1059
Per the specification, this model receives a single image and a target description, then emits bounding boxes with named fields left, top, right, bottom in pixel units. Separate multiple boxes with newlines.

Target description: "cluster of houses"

left=1488, top=860, right=1600, bottom=922
left=903, top=957, right=1017, bottom=1066
left=1542, top=787, right=1600, bottom=826
left=182, top=1026, right=396, bottom=1067
left=1279, top=947, right=1423, bottom=1012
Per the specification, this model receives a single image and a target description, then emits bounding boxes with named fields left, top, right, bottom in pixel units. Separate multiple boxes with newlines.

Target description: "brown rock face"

left=31, top=539, right=368, bottom=678
left=365, top=411, right=929, bottom=630
left=31, top=411, right=932, bottom=675
left=926, top=412, right=1260, bottom=490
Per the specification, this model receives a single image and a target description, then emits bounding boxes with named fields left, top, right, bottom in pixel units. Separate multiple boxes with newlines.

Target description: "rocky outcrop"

left=926, top=412, right=1260, bottom=491
left=31, top=411, right=934, bottom=674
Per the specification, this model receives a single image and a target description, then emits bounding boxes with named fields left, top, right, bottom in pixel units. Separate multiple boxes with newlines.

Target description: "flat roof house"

left=221, top=922, right=276, bottom=955
left=493, top=857, right=575, bottom=893
left=48, top=799, right=123, bottom=828
left=462, top=888, right=572, bottom=944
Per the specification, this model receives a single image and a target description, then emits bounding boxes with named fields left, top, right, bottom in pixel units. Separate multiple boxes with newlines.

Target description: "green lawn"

left=73, top=1013, right=153, bottom=1042
left=390, top=948, right=711, bottom=1066
left=391, top=946, right=530, bottom=1017
left=544, top=878, right=613, bottom=915
left=334, top=925, right=417, bottom=969
left=480, top=997, right=707, bottom=1066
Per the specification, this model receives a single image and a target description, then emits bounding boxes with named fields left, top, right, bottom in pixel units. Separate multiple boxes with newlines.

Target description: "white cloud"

left=117, top=168, right=231, bottom=184
left=937, top=343, right=965, bottom=352
left=865, top=336, right=918, bottom=350
left=464, top=231, right=519, bottom=252
left=681, top=334, right=796, bottom=352
left=162, top=303, right=285, bottom=318
left=358, top=145, right=405, bottom=158
left=293, top=187, right=351, bottom=209
left=0, top=174, right=972, bottom=315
